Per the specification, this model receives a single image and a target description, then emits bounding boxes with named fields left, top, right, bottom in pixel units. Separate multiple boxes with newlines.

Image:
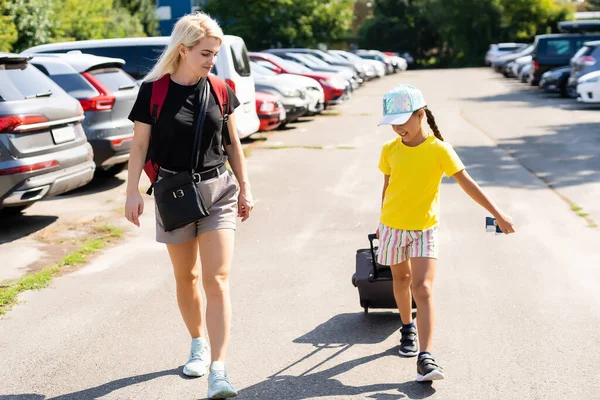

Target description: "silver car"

left=0, top=53, right=95, bottom=214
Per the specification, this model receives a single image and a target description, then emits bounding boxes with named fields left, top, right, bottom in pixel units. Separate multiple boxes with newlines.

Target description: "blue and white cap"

left=378, top=84, right=427, bottom=126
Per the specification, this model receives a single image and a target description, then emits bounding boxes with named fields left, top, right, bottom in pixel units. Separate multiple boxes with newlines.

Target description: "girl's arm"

left=453, top=170, right=515, bottom=234
left=224, top=113, right=254, bottom=222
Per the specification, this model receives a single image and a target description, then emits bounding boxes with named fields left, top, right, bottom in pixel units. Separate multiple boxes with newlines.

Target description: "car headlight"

left=260, top=101, right=275, bottom=113
left=282, top=88, right=296, bottom=97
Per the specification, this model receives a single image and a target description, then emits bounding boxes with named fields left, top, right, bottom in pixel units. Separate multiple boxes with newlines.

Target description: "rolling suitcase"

left=352, top=233, right=416, bottom=314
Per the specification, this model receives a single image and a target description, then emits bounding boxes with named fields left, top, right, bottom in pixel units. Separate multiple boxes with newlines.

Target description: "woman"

left=125, top=12, right=253, bottom=399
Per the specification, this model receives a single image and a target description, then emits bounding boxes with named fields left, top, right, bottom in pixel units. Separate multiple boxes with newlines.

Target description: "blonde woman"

left=125, top=12, right=253, bottom=399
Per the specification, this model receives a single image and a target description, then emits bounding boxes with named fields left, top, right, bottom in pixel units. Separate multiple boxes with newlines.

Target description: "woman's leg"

left=390, top=259, right=413, bottom=324
left=198, top=228, right=235, bottom=362
left=410, top=257, right=437, bottom=353
left=166, top=238, right=203, bottom=338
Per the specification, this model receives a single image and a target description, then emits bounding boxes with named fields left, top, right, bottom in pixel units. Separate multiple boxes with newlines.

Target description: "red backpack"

left=143, top=74, right=230, bottom=185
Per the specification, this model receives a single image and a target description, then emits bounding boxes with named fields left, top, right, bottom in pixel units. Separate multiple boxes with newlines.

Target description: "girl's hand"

left=238, top=187, right=254, bottom=222
left=496, top=212, right=515, bottom=234
left=125, top=192, right=144, bottom=227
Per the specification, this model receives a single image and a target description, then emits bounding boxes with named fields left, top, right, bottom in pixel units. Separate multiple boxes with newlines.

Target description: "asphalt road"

left=1, top=69, right=599, bottom=400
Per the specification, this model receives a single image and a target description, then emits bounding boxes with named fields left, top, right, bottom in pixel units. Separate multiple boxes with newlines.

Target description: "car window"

left=315, top=51, right=338, bottom=63
left=230, top=41, right=251, bottom=77
left=546, top=40, right=571, bottom=56
left=278, top=59, right=312, bottom=73
left=138, top=45, right=165, bottom=78
left=89, top=68, right=137, bottom=91
left=288, top=53, right=319, bottom=68
left=31, top=61, right=98, bottom=99
left=250, top=62, right=276, bottom=76
left=0, top=60, right=66, bottom=101
left=302, top=54, right=331, bottom=68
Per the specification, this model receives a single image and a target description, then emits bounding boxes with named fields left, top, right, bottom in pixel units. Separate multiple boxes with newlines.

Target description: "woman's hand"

left=125, top=192, right=144, bottom=227
left=496, top=212, right=515, bottom=234
left=238, top=186, right=254, bottom=222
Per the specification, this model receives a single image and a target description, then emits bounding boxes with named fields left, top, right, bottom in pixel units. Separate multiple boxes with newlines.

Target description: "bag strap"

left=191, top=78, right=210, bottom=172
left=150, top=74, right=170, bottom=123
left=207, top=75, right=232, bottom=145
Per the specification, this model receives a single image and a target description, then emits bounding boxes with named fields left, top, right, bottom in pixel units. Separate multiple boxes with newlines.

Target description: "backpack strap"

left=150, top=74, right=170, bottom=123
left=143, top=74, right=170, bottom=192
left=208, top=75, right=231, bottom=145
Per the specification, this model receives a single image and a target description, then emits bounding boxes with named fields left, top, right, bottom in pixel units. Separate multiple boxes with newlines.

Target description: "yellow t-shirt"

left=379, top=135, right=465, bottom=230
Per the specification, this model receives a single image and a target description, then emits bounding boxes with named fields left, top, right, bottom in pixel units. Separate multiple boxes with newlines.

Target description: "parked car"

left=23, top=35, right=261, bottom=139
left=248, top=52, right=347, bottom=106
left=568, top=40, right=600, bottom=99
left=274, top=52, right=357, bottom=91
left=492, top=44, right=533, bottom=75
left=255, top=92, right=286, bottom=131
left=29, top=53, right=138, bottom=176
left=252, top=73, right=311, bottom=125
left=508, top=54, right=533, bottom=78
left=352, top=50, right=394, bottom=74
left=331, top=50, right=386, bottom=78
left=520, top=62, right=534, bottom=83
left=329, top=50, right=382, bottom=79
left=265, top=48, right=363, bottom=83
left=385, top=51, right=415, bottom=65
left=485, top=43, right=528, bottom=65
left=250, top=61, right=324, bottom=115
left=327, top=50, right=374, bottom=81
left=0, top=53, right=95, bottom=214
left=530, top=33, right=600, bottom=86
left=576, top=70, right=600, bottom=103
left=539, top=66, right=573, bottom=97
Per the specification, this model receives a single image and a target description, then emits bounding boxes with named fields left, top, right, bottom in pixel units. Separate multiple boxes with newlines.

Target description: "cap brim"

left=378, top=112, right=412, bottom=126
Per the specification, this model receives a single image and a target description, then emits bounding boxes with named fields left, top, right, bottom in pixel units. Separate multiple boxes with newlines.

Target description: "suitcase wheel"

left=351, top=275, right=357, bottom=287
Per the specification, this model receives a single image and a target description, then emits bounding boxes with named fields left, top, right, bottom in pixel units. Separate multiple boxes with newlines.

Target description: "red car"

left=249, top=52, right=346, bottom=105
left=255, top=92, right=285, bottom=131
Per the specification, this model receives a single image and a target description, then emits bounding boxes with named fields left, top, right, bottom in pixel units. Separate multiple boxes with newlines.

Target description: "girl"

left=125, top=12, right=253, bottom=399
left=376, top=84, right=514, bottom=382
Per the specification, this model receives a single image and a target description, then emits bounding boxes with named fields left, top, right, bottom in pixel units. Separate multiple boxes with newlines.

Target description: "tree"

left=115, top=0, right=159, bottom=36
left=499, top=0, right=575, bottom=40
left=0, top=0, right=18, bottom=52
left=6, top=0, right=54, bottom=52
left=204, top=0, right=355, bottom=49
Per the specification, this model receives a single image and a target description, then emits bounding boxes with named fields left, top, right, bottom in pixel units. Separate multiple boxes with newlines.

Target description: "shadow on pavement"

left=448, top=122, right=600, bottom=190
left=45, top=175, right=126, bottom=201
left=235, top=312, right=436, bottom=399
left=0, top=368, right=181, bottom=400
left=0, top=214, right=58, bottom=244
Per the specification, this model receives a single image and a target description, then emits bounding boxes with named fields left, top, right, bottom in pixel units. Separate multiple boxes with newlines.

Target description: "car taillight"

left=226, top=79, right=236, bottom=94
left=0, top=160, right=59, bottom=175
left=80, top=72, right=116, bottom=111
left=111, top=137, right=133, bottom=146
left=0, top=114, right=50, bottom=133
left=580, top=56, right=597, bottom=66
left=534, top=60, right=539, bottom=71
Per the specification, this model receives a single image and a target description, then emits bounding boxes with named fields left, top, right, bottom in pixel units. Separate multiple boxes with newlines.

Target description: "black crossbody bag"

left=153, top=79, right=211, bottom=232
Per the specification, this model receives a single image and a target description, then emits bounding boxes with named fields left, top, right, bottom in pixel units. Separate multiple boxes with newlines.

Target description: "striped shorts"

left=377, top=223, right=439, bottom=266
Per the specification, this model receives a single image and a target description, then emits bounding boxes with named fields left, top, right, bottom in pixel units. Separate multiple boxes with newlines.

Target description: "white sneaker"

left=207, top=362, right=238, bottom=399
left=182, top=337, right=210, bottom=377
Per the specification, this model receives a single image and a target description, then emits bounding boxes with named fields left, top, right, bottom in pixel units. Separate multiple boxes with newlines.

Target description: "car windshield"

left=286, top=53, right=319, bottom=69
left=0, top=59, right=65, bottom=101
left=250, top=62, right=276, bottom=76
left=301, top=54, right=332, bottom=68
left=278, top=59, right=312, bottom=73
left=315, top=50, right=338, bottom=63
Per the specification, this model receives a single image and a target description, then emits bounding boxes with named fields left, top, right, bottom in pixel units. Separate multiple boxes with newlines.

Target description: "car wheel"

left=567, top=85, right=578, bottom=99
left=96, top=162, right=127, bottom=177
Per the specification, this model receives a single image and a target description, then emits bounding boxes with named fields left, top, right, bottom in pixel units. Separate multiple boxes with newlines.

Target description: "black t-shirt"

left=128, top=77, right=240, bottom=172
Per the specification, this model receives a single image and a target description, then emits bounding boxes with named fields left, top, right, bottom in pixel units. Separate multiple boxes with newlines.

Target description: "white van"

left=22, top=35, right=260, bottom=139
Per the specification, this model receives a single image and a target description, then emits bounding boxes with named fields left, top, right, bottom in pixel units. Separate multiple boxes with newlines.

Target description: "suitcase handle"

left=367, top=233, right=380, bottom=279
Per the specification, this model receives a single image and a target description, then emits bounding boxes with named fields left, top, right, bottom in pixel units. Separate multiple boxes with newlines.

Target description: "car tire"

left=96, top=162, right=127, bottom=177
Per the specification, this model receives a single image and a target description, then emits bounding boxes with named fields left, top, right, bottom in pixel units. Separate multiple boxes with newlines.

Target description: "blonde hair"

left=145, top=12, right=224, bottom=82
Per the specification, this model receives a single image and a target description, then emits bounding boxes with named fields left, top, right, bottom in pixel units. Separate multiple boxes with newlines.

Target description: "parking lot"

left=1, top=68, right=600, bottom=399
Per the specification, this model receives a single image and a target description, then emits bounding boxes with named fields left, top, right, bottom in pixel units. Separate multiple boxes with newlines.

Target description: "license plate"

left=52, top=126, right=76, bottom=144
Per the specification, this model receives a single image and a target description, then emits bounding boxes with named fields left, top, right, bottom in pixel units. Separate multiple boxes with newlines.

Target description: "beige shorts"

left=155, top=167, right=239, bottom=244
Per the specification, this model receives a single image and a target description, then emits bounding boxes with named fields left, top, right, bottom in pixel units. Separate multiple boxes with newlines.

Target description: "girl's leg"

left=410, top=257, right=437, bottom=352
left=390, top=259, right=413, bottom=324
left=198, top=228, right=235, bottom=362
left=166, top=238, right=203, bottom=338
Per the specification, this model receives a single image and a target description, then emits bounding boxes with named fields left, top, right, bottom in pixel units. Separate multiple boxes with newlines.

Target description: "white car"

left=485, top=43, right=528, bottom=65
left=22, top=35, right=261, bottom=139
left=250, top=61, right=324, bottom=114
left=577, top=70, right=600, bottom=103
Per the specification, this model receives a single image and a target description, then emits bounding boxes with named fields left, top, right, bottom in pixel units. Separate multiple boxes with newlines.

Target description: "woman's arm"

left=124, top=121, right=151, bottom=227
left=224, top=113, right=254, bottom=221
left=453, top=169, right=515, bottom=234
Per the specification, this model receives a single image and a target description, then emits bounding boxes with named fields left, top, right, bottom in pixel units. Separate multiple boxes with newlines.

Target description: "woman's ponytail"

left=424, top=107, right=444, bottom=141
